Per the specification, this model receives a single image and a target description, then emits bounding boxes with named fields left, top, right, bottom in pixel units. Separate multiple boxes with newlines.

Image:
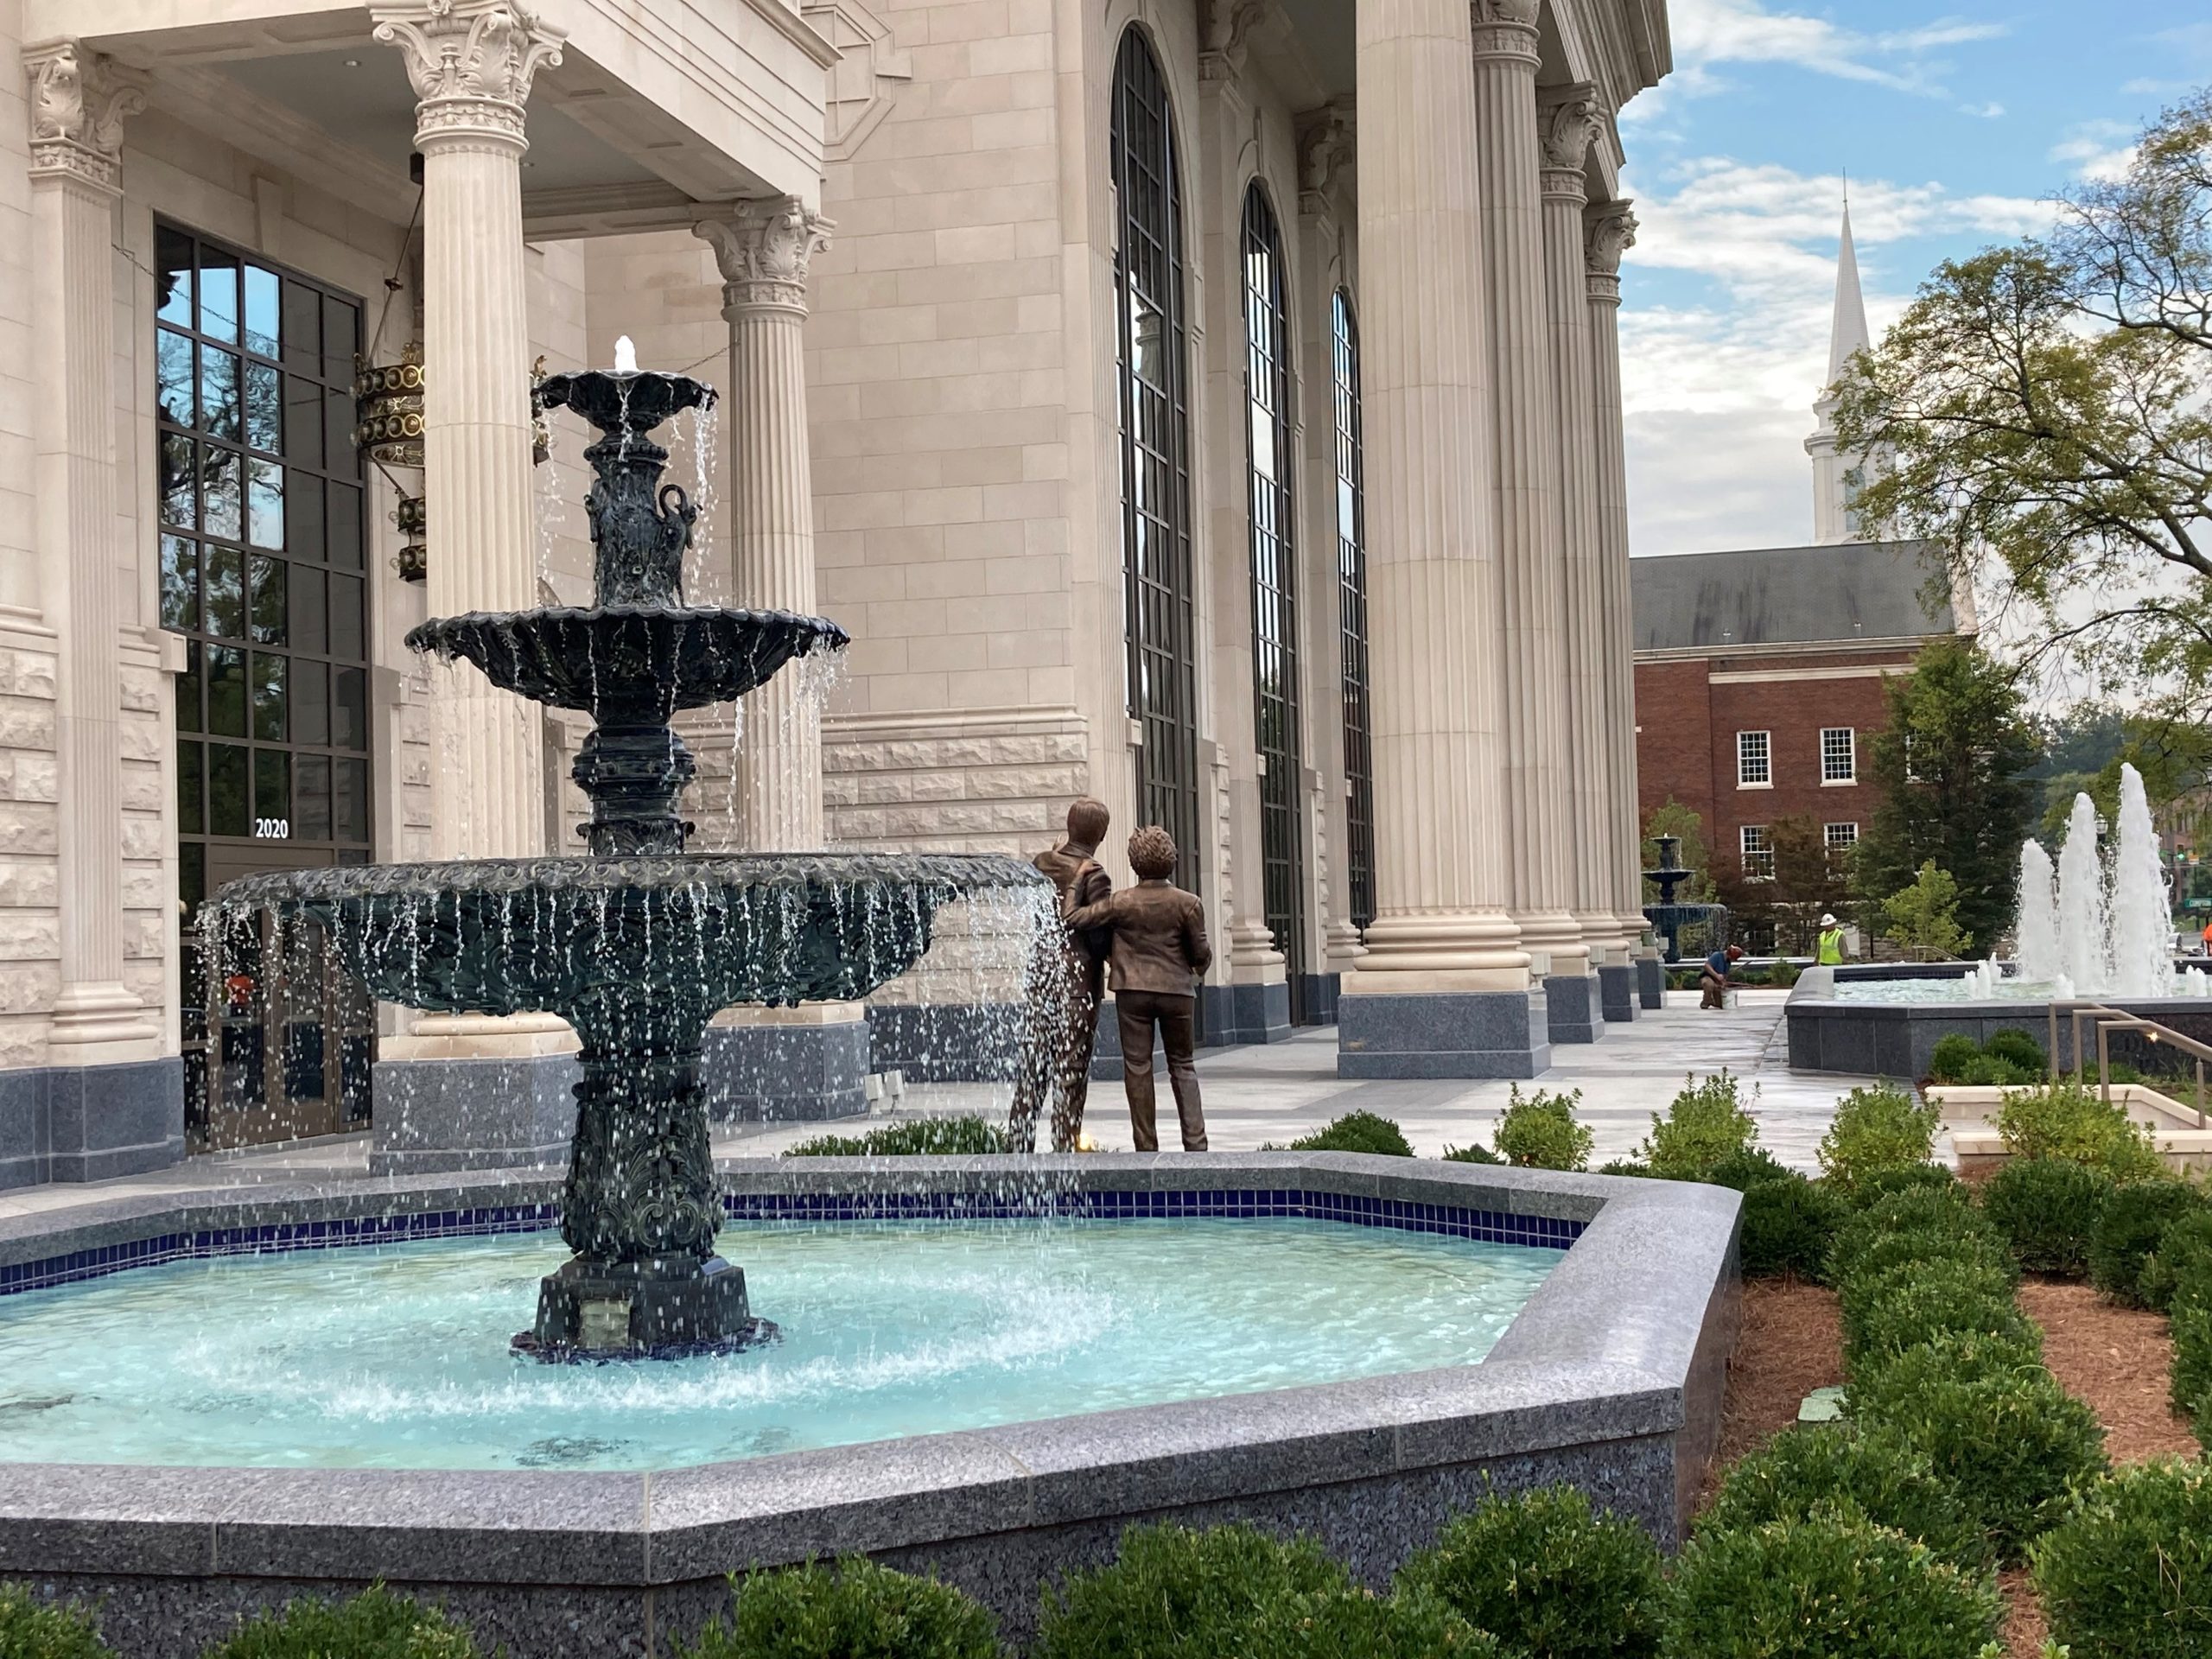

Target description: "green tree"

left=1850, top=637, right=2041, bottom=953
left=1884, top=862, right=1970, bottom=961
left=1642, top=798, right=1716, bottom=902
left=1833, top=91, right=2212, bottom=713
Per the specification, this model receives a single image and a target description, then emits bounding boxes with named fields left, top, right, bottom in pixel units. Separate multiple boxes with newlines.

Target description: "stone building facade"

left=0, top=0, right=1669, bottom=1190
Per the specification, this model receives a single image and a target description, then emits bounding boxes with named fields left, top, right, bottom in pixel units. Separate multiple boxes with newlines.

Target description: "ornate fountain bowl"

left=405, top=606, right=849, bottom=721
left=206, top=851, right=1048, bottom=1028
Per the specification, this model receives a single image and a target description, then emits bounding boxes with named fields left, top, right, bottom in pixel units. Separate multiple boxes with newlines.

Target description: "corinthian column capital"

left=1468, top=0, right=1540, bottom=63
left=1584, top=198, right=1637, bottom=300
left=1200, top=0, right=1268, bottom=83
left=696, top=198, right=836, bottom=317
left=1536, top=83, right=1605, bottom=197
left=372, top=0, right=565, bottom=149
left=1296, top=98, right=1356, bottom=217
left=24, top=41, right=147, bottom=193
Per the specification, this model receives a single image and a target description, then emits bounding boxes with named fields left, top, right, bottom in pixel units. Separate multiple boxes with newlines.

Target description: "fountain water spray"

left=2015, top=839, right=2059, bottom=984
left=2054, top=791, right=2111, bottom=992
left=2017, top=763, right=2173, bottom=998
left=203, top=348, right=1054, bottom=1361
left=2109, top=765, right=2173, bottom=997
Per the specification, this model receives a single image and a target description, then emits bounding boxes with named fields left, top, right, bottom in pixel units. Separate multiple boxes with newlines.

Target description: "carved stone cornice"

left=696, top=198, right=836, bottom=317
left=1536, top=83, right=1604, bottom=200
left=1296, top=98, right=1355, bottom=219
left=1584, top=198, right=1637, bottom=301
left=24, top=42, right=147, bottom=193
left=372, top=0, right=565, bottom=150
left=1200, top=0, right=1267, bottom=84
left=1469, top=0, right=1541, bottom=65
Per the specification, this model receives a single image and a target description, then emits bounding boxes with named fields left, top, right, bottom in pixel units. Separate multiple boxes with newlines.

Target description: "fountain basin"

left=1786, top=963, right=2212, bottom=1077
left=0, top=1154, right=1738, bottom=1656
left=206, top=852, right=1047, bottom=1017
left=406, top=607, right=847, bottom=721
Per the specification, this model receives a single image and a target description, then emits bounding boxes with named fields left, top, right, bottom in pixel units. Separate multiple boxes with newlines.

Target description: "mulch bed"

left=1696, top=1278, right=1845, bottom=1510
left=2016, top=1278, right=2200, bottom=1463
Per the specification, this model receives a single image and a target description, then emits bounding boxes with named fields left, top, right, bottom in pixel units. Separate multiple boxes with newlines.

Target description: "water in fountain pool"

left=0, top=1219, right=1554, bottom=1471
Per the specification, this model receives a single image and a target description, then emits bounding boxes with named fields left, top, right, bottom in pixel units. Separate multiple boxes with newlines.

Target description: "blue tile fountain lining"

left=0, top=1190, right=1581, bottom=1298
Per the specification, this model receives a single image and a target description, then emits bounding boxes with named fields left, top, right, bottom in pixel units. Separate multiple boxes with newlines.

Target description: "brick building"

left=1630, top=539, right=1960, bottom=881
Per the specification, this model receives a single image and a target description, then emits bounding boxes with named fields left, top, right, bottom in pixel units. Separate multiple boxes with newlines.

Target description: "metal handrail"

left=2045, top=1000, right=2210, bottom=1128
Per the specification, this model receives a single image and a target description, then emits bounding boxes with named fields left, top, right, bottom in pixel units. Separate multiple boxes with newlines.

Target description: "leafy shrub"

left=681, top=1560, right=999, bottom=1659
left=2137, top=1206, right=2212, bottom=1313
left=1034, top=1522, right=1347, bottom=1659
left=1696, top=1422, right=1988, bottom=1573
left=1955, top=1052, right=2044, bottom=1087
left=785, top=1116, right=1008, bottom=1157
left=1827, top=1185, right=2002, bottom=1287
left=1493, top=1086, right=1592, bottom=1172
left=1817, top=1082, right=1940, bottom=1193
left=2031, top=1459, right=2212, bottom=1659
left=1287, top=1111, right=1414, bottom=1158
left=1639, top=1071, right=1758, bottom=1183
left=1928, top=1033, right=1982, bottom=1085
left=1847, top=1162, right=1961, bottom=1208
left=0, top=1583, right=110, bottom=1659
left=1981, top=1158, right=2112, bottom=1275
left=1596, top=1159, right=1651, bottom=1178
left=1704, top=1147, right=1793, bottom=1192
left=1442, top=1141, right=1503, bottom=1165
left=201, top=1588, right=478, bottom=1659
left=2088, top=1180, right=2204, bottom=1307
left=1851, top=1348, right=2107, bottom=1555
left=2169, top=1254, right=2212, bottom=1430
left=1997, top=1079, right=2165, bottom=1180
left=1399, top=1485, right=1662, bottom=1659
left=1738, top=1174, right=1843, bottom=1281
left=1840, top=1259, right=2037, bottom=1376
left=1985, top=1029, right=2046, bottom=1073
left=1239, top=1586, right=1497, bottom=1659
left=1662, top=1516, right=1999, bottom=1658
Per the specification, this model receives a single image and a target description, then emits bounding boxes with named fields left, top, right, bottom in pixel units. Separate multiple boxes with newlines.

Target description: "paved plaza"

left=0, top=991, right=1887, bottom=1230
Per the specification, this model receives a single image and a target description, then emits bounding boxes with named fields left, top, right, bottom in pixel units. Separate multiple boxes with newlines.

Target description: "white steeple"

left=1805, top=201, right=1878, bottom=543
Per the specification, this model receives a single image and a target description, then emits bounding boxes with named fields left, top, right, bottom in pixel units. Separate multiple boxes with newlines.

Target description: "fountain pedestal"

left=523, top=1255, right=762, bottom=1359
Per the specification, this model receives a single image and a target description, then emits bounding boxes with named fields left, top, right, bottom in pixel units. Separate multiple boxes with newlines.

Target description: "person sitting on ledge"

left=1700, top=944, right=1745, bottom=1010
left=1067, top=826, right=1211, bottom=1153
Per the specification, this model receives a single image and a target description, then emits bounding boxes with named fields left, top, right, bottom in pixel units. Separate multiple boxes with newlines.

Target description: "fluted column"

left=1586, top=200, right=1645, bottom=942
left=1342, top=0, right=1526, bottom=992
left=696, top=199, right=834, bottom=852
left=1471, top=1, right=1581, bottom=979
left=26, top=41, right=158, bottom=1058
left=1539, top=85, right=1623, bottom=962
left=374, top=1, right=561, bottom=862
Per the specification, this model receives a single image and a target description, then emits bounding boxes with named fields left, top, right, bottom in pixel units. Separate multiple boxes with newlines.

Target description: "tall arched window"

left=1242, top=184, right=1306, bottom=1015
left=1332, top=289, right=1376, bottom=930
left=1110, top=31, right=1202, bottom=921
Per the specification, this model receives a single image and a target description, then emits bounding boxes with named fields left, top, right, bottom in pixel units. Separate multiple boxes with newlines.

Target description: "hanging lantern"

left=353, top=341, right=426, bottom=467
left=393, top=493, right=427, bottom=583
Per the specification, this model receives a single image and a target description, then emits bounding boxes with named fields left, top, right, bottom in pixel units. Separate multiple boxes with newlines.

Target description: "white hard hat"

left=1820, top=912, right=1837, bottom=926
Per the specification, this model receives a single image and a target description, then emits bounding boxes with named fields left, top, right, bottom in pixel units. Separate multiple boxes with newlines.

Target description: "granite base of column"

left=1300, top=972, right=1343, bottom=1025
left=864, top=1003, right=1036, bottom=1084
left=367, top=1055, right=579, bottom=1176
left=1543, top=974, right=1605, bottom=1045
left=1337, top=989, right=1552, bottom=1079
left=1090, top=997, right=1121, bottom=1080
left=703, top=1016, right=869, bottom=1123
left=1598, top=963, right=1638, bottom=1023
left=1212, top=980, right=1292, bottom=1046
left=1637, top=956, right=1665, bottom=1010
left=0, top=1058, right=184, bottom=1190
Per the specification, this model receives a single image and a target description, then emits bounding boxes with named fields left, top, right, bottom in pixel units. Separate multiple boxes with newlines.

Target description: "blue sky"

left=1617, top=3, right=2212, bottom=556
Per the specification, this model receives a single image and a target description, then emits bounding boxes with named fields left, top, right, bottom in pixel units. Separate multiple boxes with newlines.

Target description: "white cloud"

left=1960, top=101, right=2005, bottom=119
left=1618, top=162, right=2054, bottom=556
left=2050, top=119, right=2138, bottom=182
left=1626, top=0, right=2009, bottom=125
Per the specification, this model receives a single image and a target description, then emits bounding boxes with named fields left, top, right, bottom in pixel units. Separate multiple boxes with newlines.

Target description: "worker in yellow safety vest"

left=1816, top=912, right=1847, bottom=966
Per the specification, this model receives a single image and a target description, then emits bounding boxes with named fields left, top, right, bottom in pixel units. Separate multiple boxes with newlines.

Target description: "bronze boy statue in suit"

left=1068, top=825, right=1211, bottom=1152
left=1008, top=797, right=1114, bottom=1151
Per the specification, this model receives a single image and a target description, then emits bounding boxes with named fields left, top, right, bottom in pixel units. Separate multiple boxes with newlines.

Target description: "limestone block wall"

left=0, top=640, right=58, bottom=1070
left=823, top=705, right=1087, bottom=855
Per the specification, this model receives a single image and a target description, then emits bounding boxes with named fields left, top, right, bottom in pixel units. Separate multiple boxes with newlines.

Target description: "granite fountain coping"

left=0, top=1154, right=1739, bottom=1589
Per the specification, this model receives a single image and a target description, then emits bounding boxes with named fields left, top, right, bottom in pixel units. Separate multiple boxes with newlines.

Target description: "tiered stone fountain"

left=205, top=358, right=1050, bottom=1359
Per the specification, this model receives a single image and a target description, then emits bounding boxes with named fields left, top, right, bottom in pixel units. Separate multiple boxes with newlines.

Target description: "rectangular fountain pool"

left=0, top=1217, right=1556, bottom=1471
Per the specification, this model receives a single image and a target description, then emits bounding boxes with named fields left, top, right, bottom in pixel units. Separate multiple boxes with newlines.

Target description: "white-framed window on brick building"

left=1740, top=823, right=1774, bottom=879
left=1825, top=821, right=1859, bottom=859
left=1737, top=729, right=1771, bottom=787
left=1821, top=726, right=1857, bottom=784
